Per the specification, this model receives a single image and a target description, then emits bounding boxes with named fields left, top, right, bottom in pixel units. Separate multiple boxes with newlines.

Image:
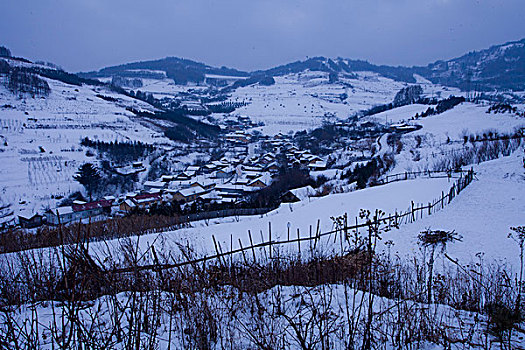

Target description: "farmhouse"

left=131, top=193, right=163, bottom=209
left=171, top=185, right=208, bottom=203
left=46, top=198, right=113, bottom=225
left=119, top=199, right=137, bottom=212
left=18, top=211, right=44, bottom=228
left=45, top=206, right=74, bottom=225
left=281, top=185, right=315, bottom=203
left=120, top=193, right=163, bottom=211
left=248, top=177, right=268, bottom=188
left=213, top=167, right=234, bottom=179
left=307, top=160, right=327, bottom=171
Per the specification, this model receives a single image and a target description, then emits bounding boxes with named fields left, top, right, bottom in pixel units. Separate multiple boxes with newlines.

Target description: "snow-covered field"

left=225, top=71, right=458, bottom=135
left=79, top=176, right=455, bottom=265
left=133, top=78, right=210, bottom=99
left=381, top=149, right=525, bottom=271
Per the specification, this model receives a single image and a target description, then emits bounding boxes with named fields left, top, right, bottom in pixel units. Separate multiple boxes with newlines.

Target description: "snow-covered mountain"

left=84, top=38, right=525, bottom=91
left=419, top=38, right=525, bottom=91
left=80, top=56, right=250, bottom=85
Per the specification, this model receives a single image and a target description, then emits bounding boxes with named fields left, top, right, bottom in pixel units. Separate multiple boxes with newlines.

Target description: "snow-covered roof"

left=308, top=161, right=327, bottom=169
left=177, top=186, right=207, bottom=197
left=199, top=191, right=222, bottom=201
left=216, top=184, right=258, bottom=193
left=234, top=178, right=250, bottom=185
left=144, top=181, right=166, bottom=188
left=123, top=199, right=136, bottom=208
left=186, top=165, right=200, bottom=172
left=191, top=179, right=217, bottom=188
left=248, top=177, right=268, bottom=187
left=18, top=211, right=41, bottom=220
left=288, top=185, right=315, bottom=201
left=53, top=206, right=74, bottom=216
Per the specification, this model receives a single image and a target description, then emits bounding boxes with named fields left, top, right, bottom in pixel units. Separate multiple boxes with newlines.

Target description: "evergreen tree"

left=0, top=46, right=11, bottom=57
left=73, top=163, right=101, bottom=200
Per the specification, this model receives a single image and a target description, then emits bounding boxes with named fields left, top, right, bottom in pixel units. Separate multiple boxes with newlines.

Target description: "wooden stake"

left=297, top=228, right=301, bottom=259
left=238, top=238, right=248, bottom=265
left=248, top=230, right=256, bottom=263
left=268, top=222, right=272, bottom=261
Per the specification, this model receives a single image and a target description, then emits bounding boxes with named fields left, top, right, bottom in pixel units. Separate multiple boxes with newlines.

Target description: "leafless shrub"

left=0, top=220, right=524, bottom=348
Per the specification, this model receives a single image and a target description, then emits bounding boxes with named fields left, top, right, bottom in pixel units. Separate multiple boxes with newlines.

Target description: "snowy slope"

left=371, top=102, right=525, bottom=174
left=55, top=176, right=456, bottom=268
left=380, top=150, right=525, bottom=271
left=224, top=71, right=457, bottom=135
left=0, top=77, right=171, bottom=218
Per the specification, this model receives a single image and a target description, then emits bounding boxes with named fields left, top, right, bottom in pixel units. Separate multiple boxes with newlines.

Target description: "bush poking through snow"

left=418, top=229, right=461, bottom=303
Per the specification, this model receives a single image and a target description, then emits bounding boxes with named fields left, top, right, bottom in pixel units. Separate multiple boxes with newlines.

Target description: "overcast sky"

left=1, top=0, right=524, bottom=72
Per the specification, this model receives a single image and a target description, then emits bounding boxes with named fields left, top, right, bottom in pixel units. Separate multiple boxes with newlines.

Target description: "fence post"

left=316, top=219, right=321, bottom=244
left=441, top=191, right=444, bottom=209
left=268, top=222, right=272, bottom=261
left=248, top=230, right=256, bottom=263
left=238, top=238, right=248, bottom=265
left=297, top=228, right=301, bottom=260
left=394, top=210, right=398, bottom=226
left=411, top=201, right=415, bottom=222
left=212, top=234, right=220, bottom=265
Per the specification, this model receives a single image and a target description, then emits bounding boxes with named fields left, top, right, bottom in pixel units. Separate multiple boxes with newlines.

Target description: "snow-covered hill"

left=224, top=71, right=458, bottom=135
left=421, top=38, right=525, bottom=91
left=0, top=73, right=171, bottom=219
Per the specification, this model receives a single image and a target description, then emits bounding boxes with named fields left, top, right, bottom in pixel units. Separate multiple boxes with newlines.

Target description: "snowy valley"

left=0, top=38, right=524, bottom=349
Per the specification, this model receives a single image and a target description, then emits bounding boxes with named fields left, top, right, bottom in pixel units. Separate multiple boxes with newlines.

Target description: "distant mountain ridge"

left=417, top=38, right=525, bottom=91
left=80, top=57, right=250, bottom=85
left=81, top=38, right=525, bottom=91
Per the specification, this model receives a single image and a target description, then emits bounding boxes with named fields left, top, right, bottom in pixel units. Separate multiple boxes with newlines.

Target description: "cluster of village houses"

left=18, top=131, right=327, bottom=228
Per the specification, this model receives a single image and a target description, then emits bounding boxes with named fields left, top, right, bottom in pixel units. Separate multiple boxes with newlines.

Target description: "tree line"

left=5, top=67, right=50, bottom=96
left=80, top=137, right=155, bottom=162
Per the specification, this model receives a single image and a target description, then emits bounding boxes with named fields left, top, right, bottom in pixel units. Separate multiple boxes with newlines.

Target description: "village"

left=17, top=128, right=329, bottom=229
left=12, top=114, right=420, bottom=230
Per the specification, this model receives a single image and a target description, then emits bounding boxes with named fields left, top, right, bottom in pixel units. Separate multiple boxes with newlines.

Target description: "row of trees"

left=6, top=67, right=50, bottom=96
left=111, top=75, right=143, bottom=88
left=415, top=95, right=466, bottom=119
left=80, top=137, right=155, bottom=163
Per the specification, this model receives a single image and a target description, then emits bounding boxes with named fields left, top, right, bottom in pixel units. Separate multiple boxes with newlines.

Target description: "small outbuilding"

left=18, top=212, right=44, bottom=228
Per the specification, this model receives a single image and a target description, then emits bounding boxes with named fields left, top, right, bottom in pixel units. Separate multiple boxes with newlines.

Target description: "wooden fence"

left=377, top=169, right=466, bottom=185
left=181, top=207, right=272, bottom=223
left=110, top=168, right=475, bottom=274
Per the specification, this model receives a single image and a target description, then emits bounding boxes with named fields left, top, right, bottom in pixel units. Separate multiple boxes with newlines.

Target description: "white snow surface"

left=224, top=71, right=458, bottom=135
left=380, top=150, right=525, bottom=271
left=76, top=177, right=455, bottom=268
